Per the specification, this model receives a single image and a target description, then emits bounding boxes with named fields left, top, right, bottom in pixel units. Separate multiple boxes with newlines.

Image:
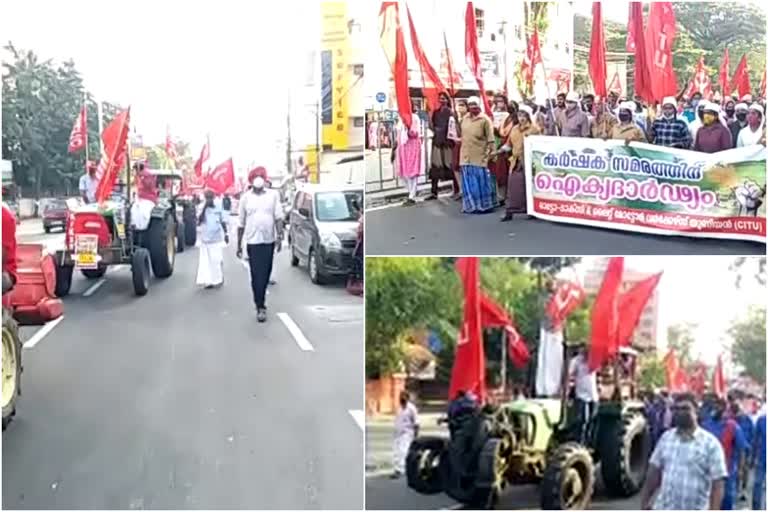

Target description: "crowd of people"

left=391, top=89, right=767, bottom=220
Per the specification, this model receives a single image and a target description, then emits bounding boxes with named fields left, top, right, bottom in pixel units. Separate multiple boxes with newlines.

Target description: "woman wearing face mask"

left=693, top=103, right=733, bottom=153
left=196, top=189, right=228, bottom=289
left=611, top=102, right=647, bottom=143
left=736, top=104, right=765, bottom=147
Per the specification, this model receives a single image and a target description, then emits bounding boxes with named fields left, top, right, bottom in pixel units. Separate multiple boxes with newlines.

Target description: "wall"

left=366, top=374, right=406, bottom=416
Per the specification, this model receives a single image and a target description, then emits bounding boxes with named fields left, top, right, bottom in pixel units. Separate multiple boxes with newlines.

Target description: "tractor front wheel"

left=540, top=442, right=594, bottom=510
left=131, top=248, right=151, bottom=296
left=2, top=308, right=22, bottom=430
left=146, top=215, right=175, bottom=279
left=599, top=413, right=651, bottom=497
left=183, top=205, right=197, bottom=246
left=406, top=436, right=448, bottom=495
left=55, top=264, right=73, bottom=297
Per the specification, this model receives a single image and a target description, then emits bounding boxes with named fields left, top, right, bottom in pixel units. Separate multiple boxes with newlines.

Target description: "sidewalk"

left=365, top=412, right=447, bottom=476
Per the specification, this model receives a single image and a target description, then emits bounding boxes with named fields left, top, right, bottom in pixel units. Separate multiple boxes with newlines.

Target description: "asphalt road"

left=364, top=195, right=766, bottom=256
left=3, top=219, right=364, bottom=509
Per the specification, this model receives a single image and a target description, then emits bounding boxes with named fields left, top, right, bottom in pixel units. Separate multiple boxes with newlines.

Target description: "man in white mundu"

left=535, top=281, right=564, bottom=397
left=391, top=391, right=419, bottom=479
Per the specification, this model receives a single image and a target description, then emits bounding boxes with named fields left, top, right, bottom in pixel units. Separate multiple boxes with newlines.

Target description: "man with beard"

left=650, top=97, right=692, bottom=149
left=556, top=91, right=590, bottom=137
left=701, top=396, right=748, bottom=509
left=693, top=103, right=733, bottom=153
left=641, top=393, right=727, bottom=510
left=729, top=103, right=750, bottom=145
left=427, top=92, right=460, bottom=200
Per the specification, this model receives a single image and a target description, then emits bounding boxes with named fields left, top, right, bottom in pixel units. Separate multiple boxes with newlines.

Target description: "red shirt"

left=2, top=203, right=18, bottom=282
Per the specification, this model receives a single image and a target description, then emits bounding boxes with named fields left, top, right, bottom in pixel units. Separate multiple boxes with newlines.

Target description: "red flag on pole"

left=379, top=2, right=413, bottom=129
left=521, top=27, right=543, bottom=89
left=691, top=56, right=713, bottom=99
left=719, top=49, right=731, bottom=97
left=505, top=324, right=530, bottom=368
left=664, top=351, right=688, bottom=392
left=616, top=272, right=662, bottom=348
left=194, top=137, right=210, bottom=177
left=165, top=128, right=177, bottom=161
left=546, top=280, right=586, bottom=331
left=629, top=2, right=652, bottom=102
left=465, top=2, right=492, bottom=116
left=759, top=70, right=766, bottom=98
left=205, top=158, right=235, bottom=195
left=477, top=293, right=530, bottom=369
left=449, top=257, right=486, bottom=403
left=588, top=257, right=624, bottom=371
left=68, top=105, right=87, bottom=153
left=626, top=2, right=638, bottom=53
left=732, top=55, right=752, bottom=99
left=713, top=354, right=726, bottom=398
left=94, top=108, right=131, bottom=203
left=589, top=2, right=608, bottom=97
left=645, top=2, right=678, bottom=102
left=406, top=4, right=446, bottom=106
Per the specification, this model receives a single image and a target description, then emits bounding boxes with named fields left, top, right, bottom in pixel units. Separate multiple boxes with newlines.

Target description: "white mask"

left=252, top=177, right=265, bottom=189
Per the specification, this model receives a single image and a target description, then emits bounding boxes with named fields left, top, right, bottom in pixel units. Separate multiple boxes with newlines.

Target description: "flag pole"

left=83, top=92, right=90, bottom=172
left=500, top=328, right=507, bottom=396
left=535, top=33, right=561, bottom=137
left=96, top=100, right=104, bottom=156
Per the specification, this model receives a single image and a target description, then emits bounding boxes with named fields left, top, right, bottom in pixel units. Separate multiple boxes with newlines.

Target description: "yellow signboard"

left=320, top=2, right=350, bottom=151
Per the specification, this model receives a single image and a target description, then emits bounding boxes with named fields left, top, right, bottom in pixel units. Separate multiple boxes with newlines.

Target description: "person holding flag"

left=701, top=396, right=748, bottom=509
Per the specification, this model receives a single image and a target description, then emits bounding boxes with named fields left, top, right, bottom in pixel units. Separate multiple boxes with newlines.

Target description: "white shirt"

left=737, top=124, right=764, bottom=147
left=237, top=188, right=282, bottom=245
left=569, top=354, right=598, bottom=402
left=649, top=428, right=728, bottom=510
left=394, top=402, right=419, bottom=436
left=79, top=173, right=98, bottom=203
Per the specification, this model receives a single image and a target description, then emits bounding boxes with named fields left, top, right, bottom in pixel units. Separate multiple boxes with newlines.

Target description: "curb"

left=366, top=183, right=455, bottom=208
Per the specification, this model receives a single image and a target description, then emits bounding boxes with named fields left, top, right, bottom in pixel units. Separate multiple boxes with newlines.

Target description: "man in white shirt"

left=392, top=391, right=419, bottom=479
left=236, top=166, right=283, bottom=322
left=79, top=161, right=99, bottom=204
left=569, top=347, right=599, bottom=444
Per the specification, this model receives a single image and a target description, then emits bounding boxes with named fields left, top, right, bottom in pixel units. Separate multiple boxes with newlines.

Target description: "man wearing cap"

left=729, top=103, right=750, bottom=145
left=458, top=96, right=496, bottom=213
left=649, top=96, right=692, bottom=149
left=79, top=161, right=99, bottom=204
left=555, top=92, right=590, bottom=137
left=694, top=103, right=732, bottom=153
left=736, top=104, right=765, bottom=147
left=236, top=166, right=284, bottom=322
left=612, top=102, right=647, bottom=143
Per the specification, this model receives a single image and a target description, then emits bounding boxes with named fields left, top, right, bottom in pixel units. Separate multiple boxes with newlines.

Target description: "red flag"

left=94, top=109, right=131, bottom=203
left=479, top=293, right=510, bottom=327
left=759, top=70, right=766, bottom=98
left=664, top=351, right=688, bottom=392
left=645, top=2, right=678, bottom=102
left=406, top=4, right=446, bottom=99
left=465, top=3, right=492, bottom=116
left=194, top=138, right=210, bottom=177
left=616, top=272, right=662, bottom=348
left=588, top=257, right=624, bottom=371
left=205, top=158, right=235, bottom=195
left=506, top=324, right=530, bottom=368
left=732, top=55, right=752, bottom=99
left=589, top=2, right=608, bottom=97
left=688, top=361, right=708, bottom=397
left=629, top=2, right=652, bottom=102
left=68, top=105, right=87, bottom=153
left=379, top=2, right=413, bottom=129
left=713, top=354, right=726, bottom=398
left=165, top=128, right=177, bottom=161
left=719, top=49, right=731, bottom=97
left=626, top=2, right=638, bottom=53
left=521, top=27, right=543, bottom=88
left=546, top=280, right=586, bottom=330
left=683, top=80, right=696, bottom=99
left=449, top=257, right=486, bottom=403
left=691, top=56, right=713, bottom=99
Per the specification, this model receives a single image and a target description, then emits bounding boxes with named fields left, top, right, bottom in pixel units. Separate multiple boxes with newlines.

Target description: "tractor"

left=54, top=164, right=189, bottom=297
left=150, top=169, right=198, bottom=252
left=405, top=344, right=650, bottom=510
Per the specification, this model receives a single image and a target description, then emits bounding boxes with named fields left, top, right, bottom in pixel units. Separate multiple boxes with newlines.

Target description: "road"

left=3, top=218, right=364, bottom=510
left=364, top=195, right=765, bottom=256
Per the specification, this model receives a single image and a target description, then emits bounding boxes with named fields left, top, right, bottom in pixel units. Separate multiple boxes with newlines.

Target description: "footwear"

left=390, top=471, right=402, bottom=479
left=257, top=308, right=267, bottom=322
left=402, top=199, right=416, bottom=207
left=453, top=194, right=463, bottom=202
left=269, top=279, right=277, bottom=286
left=500, top=213, right=514, bottom=222
left=425, top=194, right=438, bottom=201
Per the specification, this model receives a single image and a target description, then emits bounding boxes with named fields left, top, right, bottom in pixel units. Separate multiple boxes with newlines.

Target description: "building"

left=583, top=258, right=661, bottom=353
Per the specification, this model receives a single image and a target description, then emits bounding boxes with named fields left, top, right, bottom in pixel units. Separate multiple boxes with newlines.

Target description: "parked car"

left=288, top=183, right=363, bottom=284
left=42, top=198, right=69, bottom=233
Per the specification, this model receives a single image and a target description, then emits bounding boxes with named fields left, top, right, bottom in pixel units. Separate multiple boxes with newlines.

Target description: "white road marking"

left=83, top=278, right=106, bottom=297
left=23, top=316, right=65, bottom=348
left=348, top=409, right=364, bottom=431
left=276, top=312, right=314, bottom=351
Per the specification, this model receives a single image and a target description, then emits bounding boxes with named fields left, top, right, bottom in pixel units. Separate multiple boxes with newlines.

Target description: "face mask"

left=672, top=411, right=695, bottom=430
left=619, top=113, right=633, bottom=123
left=691, top=99, right=700, bottom=108
left=725, top=108, right=735, bottom=117
left=703, top=113, right=716, bottom=125
left=252, top=177, right=265, bottom=189
left=469, top=106, right=481, bottom=115
left=736, top=113, right=748, bottom=122
left=662, top=110, right=675, bottom=120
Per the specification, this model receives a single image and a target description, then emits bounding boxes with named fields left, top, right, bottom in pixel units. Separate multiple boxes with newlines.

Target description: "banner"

left=321, top=2, right=350, bottom=150
left=524, top=136, right=766, bottom=243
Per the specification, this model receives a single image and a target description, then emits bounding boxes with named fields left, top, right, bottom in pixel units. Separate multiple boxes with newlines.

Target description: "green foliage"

left=730, top=256, right=766, bottom=288
left=667, top=322, right=697, bottom=366
left=729, top=306, right=766, bottom=383
left=638, top=353, right=667, bottom=390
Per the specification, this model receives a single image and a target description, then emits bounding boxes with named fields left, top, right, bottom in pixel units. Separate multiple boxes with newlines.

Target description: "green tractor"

left=406, top=345, right=651, bottom=509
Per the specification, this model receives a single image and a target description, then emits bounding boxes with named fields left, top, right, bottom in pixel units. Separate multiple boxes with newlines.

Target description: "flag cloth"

left=664, top=351, right=688, bottom=392
left=713, top=354, right=726, bottom=398
left=68, top=105, right=87, bottom=154
left=165, top=128, right=177, bottom=161
left=506, top=324, right=530, bottom=368
left=478, top=293, right=529, bottom=369
left=194, top=138, right=210, bottom=177
left=379, top=2, right=413, bottom=129
left=521, top=27, right=543, bottom=89
left=449, top=257, right=486, bottom=403
left=629, top=2, right=652, bottom=102
left=406, top=4, right=446, bottom=97
left=688, top=361, right=708, bottom=397
left=645, top=2, right=678, bottom=102
left=691, top=56, right=713, bottom=99
left=626, top=2, right=638, bottom=53
left=546, top=280, right=586, bottom=331
left=588, top=2, right=608, bottom=97
left=759, top=70, right=766, bottom=98
left=465, top=2, right=492, bottom=116
left=732, top=55, right=752, bottom=99
left=719, top=49, right=731, bottom=97
left=616, top=272, right=662, bottom=348
left=94, top=108, right=131, bottom=203
left=205, top=158, right=235, bottom=195
left=588, top=257, right=624, bottom=371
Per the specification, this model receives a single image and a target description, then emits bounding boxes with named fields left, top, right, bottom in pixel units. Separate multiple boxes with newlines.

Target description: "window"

left=314, top=191, right=363, bottom=221
left=353, top=117, right=364, bottom=128
left=474, top=8, right=485, bottom=38
left=352, top=64, right=364, bottom=77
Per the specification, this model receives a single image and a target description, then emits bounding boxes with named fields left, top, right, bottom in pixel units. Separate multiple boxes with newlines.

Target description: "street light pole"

left=316, top=99, right=321, bottom=183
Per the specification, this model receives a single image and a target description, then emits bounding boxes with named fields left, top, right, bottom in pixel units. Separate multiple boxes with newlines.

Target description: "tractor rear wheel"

left=146, top=215, right=175, bottom=278
left=131, top=248, right=151, bottom=296
left=55, top=264, right=73, bottom=297
left=183, top=205, right=197, bottom=246
left=599, top=413, right=651, bottom=497
left=2, top=308, right=22, bottom=430
left=406, top=436, right=447, bottom=495
left=540, top=442, right=594, bottom=510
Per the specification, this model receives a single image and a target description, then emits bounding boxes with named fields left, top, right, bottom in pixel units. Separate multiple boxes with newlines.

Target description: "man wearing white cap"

left=736, top=104, right=765, bottom=147
left=458, top=96, right=497, bottom=213
left=649, top=96, right=692, bottom=149
left=693, top=102, right=732, bottom=153
left=555, top=91, right=590, bottom=137
left=729, top=103, right=750, bottom=145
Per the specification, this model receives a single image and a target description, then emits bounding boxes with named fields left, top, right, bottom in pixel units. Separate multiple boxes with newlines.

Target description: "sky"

left=1, top=0, right=320, bottom=174
left=575, top=256, right=765, bottom=367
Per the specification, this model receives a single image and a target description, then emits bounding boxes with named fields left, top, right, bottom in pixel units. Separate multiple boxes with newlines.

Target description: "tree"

left=638, top=353, right=667, bottom=390
left=667, top=322, right=697, bottom=366
left=729, top=306, right=766, bottom=383
left=730, top=256, right=766, bottom=288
